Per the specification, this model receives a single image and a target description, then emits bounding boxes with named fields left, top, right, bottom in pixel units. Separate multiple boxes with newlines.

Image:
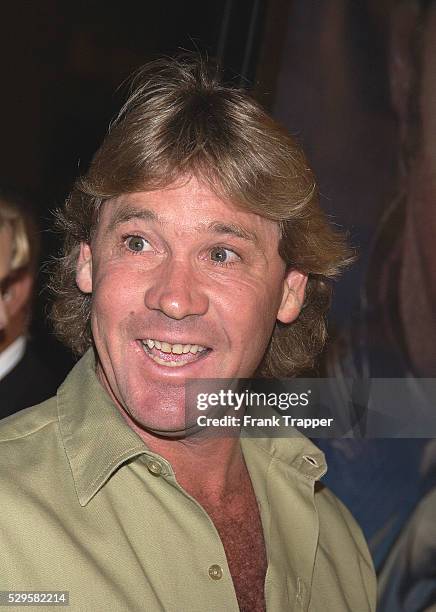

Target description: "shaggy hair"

left=50, top=56, right=352, bottom=377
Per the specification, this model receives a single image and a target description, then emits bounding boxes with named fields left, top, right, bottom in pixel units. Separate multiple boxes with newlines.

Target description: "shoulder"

left=0, top=397, right=59, bottom=464
left=0, top=396, right=74, bottom=526
left=0, top=396, right=58, bottom=438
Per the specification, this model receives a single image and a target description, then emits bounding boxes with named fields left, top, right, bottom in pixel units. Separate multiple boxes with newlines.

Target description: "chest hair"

left=201, top=480, right=267, bottom=612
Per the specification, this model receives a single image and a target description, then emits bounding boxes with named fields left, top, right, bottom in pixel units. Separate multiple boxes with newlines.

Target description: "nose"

left=0, top=295, right=8, bottom=331
left=144, top=258, right=209, bottom=320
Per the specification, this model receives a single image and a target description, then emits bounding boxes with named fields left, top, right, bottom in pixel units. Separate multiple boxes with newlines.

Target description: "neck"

left=121, top=408, right=247, bottom=503
left=94, top=361, right=248, bottom=503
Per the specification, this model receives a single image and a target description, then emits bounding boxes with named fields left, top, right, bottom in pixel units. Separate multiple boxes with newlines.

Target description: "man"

left=0, top=57, right=375, bottom=611
left=0, top=194, right=62, bottom=416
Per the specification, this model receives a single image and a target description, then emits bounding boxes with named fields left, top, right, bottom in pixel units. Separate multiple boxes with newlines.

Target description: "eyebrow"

left=106, top=203, right=260, bottom=245
left=106, top=206, right=159, bottom=234
left=206, top=221, right=259, bottom=245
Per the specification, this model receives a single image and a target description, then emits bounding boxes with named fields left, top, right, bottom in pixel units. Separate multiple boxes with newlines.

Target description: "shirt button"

left=147, top=459, right=163, bottom=476
left=208, top=564, right=223, bottom=580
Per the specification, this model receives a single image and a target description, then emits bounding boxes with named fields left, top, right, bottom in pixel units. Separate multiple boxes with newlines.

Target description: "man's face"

left=0, top=225, right=13, bottom=334
left=76, top=176, right=306, bottom=435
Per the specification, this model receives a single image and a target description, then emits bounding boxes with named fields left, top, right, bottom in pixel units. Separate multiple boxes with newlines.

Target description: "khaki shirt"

left=0, top=350, right=376, bottom=611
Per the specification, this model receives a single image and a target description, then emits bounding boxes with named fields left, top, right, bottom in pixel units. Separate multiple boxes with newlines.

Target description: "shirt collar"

left=241, top=430, right=327, bottom=482
left=57, top=349, right=148, bottom=506
left=0, top=335, right=26, bottom=381
left=57, top=349, right=327, bottom=506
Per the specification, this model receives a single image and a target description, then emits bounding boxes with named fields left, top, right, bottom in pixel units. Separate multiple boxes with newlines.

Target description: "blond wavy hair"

left=50, top=56, right=352, bottom=376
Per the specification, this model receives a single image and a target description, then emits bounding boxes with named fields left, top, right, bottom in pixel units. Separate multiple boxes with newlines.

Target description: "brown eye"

left=126, top=236, right=148, bottom=252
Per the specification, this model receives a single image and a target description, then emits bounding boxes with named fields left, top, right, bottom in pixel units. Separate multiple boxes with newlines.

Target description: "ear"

left=389, top=3, right=419, bottom=131
left=76, top=243, right=93, bottom=294
left=277, top=269, right=307, bottom=324
left=4, top=269, right=33, bottom=318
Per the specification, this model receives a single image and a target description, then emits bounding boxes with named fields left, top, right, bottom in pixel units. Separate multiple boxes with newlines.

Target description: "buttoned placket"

left=139, top=452, right=241, bottom=611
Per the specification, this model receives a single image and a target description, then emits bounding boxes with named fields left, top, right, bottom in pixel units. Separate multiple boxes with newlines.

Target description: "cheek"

left=218, top=280, right=282, bottom=345
left=91, top=267, right=144, bottom=334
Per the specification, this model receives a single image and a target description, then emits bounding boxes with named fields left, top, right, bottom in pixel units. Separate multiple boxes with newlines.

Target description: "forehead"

left=97, top=178, right=280, bottom=242
left=0, top=225, right=13, bottom=279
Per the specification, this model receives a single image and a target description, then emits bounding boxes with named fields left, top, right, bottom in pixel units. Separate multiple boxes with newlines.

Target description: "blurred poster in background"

left=272, top=0, right=398, bottom=322
left=271, top=1, right=436, bottom=609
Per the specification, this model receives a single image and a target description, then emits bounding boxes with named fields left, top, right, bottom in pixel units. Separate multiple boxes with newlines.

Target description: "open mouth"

left=140, top=338, right=211, bottom=368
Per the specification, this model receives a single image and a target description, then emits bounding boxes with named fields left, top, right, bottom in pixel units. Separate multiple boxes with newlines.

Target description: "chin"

left=122, top=383, right=189, bottom=432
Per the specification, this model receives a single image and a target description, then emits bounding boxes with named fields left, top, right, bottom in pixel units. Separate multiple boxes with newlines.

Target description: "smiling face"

left=76, top=176, right=306, bottom=435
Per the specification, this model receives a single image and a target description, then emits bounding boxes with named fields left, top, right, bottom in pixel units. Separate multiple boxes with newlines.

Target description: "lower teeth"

left=150, top=354, right=185, bottom=367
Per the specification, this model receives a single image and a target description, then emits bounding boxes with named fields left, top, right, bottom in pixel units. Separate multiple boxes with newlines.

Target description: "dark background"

left=0, top=0, right=275, bottom=206
left=0, top=0, right=397, bottom=366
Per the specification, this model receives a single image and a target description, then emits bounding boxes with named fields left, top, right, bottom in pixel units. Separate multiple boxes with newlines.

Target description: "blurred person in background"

left=0, top=192, right=63, bottom=417
left=320, top=0, right=436, bottom=609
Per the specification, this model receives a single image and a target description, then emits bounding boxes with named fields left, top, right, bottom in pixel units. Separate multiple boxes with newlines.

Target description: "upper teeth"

left=144, top=339, right=207, bottom=354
